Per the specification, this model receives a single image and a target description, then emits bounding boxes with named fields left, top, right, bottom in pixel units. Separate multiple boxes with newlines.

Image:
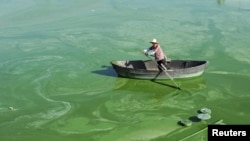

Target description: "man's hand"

left=141, top=50, right=148, bottom=56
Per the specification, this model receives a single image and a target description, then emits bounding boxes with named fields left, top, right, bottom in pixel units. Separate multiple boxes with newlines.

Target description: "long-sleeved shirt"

left=144, top=45, right=166, bottom=61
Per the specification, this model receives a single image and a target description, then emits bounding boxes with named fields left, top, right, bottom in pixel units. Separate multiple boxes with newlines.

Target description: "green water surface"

left=0, top=0, right=250, bottom=141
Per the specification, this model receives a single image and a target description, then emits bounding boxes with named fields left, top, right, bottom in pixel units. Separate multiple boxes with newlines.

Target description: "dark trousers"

left=157, top=59, right=170, bottom=71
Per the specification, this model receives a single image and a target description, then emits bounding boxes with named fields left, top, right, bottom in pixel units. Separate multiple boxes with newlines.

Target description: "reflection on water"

left=113, top=76, right=207, bottom=94
left=92, top=65, right=117, bottom=78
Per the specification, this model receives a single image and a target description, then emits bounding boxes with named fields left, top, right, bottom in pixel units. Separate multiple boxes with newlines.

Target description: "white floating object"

left=197, top=113, right=211, bottom=120
left=180, top=119, right=192, bottom=127
left=199, top=108, right=211, bottom=114
left=8, top=107, right=18, bottom=111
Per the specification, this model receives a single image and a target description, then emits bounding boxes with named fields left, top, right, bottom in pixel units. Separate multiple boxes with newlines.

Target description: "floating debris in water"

left=199, top=108, right=211, bottom=114
left=197, top=107, right=211, bottom=120
left=197, top=113, right=211, bottom=120
left=179, top=119, right=192, bottom=127
left=8, top=107, right=17, bottom=111
left=179, top=107, right=212, bottom=127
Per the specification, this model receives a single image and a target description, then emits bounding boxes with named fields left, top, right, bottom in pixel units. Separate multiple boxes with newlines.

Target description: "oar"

left=142, top=52, right=181, bottom=89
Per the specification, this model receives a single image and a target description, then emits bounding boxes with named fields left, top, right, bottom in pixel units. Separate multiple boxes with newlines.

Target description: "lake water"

left=0, top=0, right=249, bottom=141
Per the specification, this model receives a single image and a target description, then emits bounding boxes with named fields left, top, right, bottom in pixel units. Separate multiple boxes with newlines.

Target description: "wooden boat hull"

left=110, top=60, right=208, bottom=80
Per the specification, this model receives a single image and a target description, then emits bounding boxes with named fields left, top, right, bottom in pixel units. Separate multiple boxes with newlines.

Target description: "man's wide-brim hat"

left=150, top=39, right=158, bottom=44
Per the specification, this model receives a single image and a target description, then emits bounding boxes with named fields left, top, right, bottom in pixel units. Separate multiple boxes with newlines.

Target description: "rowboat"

left=110, top=60, right=209, bottom=80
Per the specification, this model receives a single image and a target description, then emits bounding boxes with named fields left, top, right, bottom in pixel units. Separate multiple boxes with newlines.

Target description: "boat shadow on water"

left=113, top=76, right=207, bottom=95
left=150, top=80, right=181, bottom=90
left=150, top=76, right=207, bottom=91
left=92, top=65, right=118, bottom=78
